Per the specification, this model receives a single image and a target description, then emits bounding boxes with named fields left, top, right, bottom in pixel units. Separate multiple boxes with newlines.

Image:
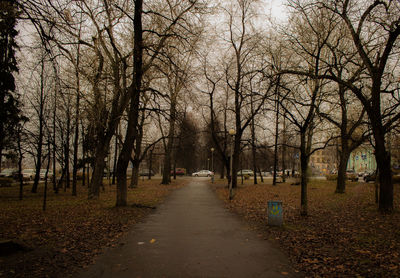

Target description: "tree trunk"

left=17, top=128, right=23, bottom=200
left=258, top=167, right=264, bottom=183
left=64, top=107, right=71, bottom=191
left=72, top=80, right=80, bottom=196
left=161, top=139, right=173, bottom=184
left=375, top=134, right=393, bottom=213
left=81, top=120, right=86, bottom=188
left=273, top=77, right=280, bottom=186
left=336, top=145, right=350, bottom=194
left=173, top=157, right=177, bottom=180
left=115, top=0, right=143, bottom=206
left=282, top=115, right=286, bottom=183
left=43, top=140, right=51, bottom=211
left=52, top=82, right=57, bottom=193
left=251, top=119, right=257, bottom=185
left=148, top=149, right=153, bottom=180
left=231, top=133, right=240, bottom=191
left=162, top=101, right=176, bottom=185
left=112, top=133, right=118, bottom=185
left=300, top=133, right=308, bottom=216
left=130, top=122, right=143, bottom=188
left=32, top=60, right=45, bottom=194
left=130, top=165, right=139, bottom=188
left=368, top=93, right=393, bottom=212
left=115, top=89, right=140, bottom=206
left=115, top=126, right=132, bottom=206
left=0, top=147, right=2, bottom=172
left=89, top=143, right=108, bottom=199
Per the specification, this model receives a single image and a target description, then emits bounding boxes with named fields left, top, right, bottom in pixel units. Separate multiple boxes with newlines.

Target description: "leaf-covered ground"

left=213, top=178, right=400, bottom=277
left=0, top=178, right=187, bottom=278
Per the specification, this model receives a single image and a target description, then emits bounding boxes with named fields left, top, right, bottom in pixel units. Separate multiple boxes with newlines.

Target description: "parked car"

left=364, top=171, right=377, bottom=182
left=21, top=169, right=36, bottom=180
left=0, top=168, right=18, bottom=178
left=237, top=169, right=254, bottom=176
left=192, top=170, right=214, bottom=177
left=171, top=168, right=186, bottom=176
left=39, top=169, right=53, bottom=180
left=139, top=169, right=154, bottom=176
left=261, top=171, right=271, bottom=177
left=346, top=170, right=358, bottom=181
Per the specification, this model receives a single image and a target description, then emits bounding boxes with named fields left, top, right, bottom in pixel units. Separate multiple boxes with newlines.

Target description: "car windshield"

left=22, top=169, right=34, bottom=173
left=1, top=169, right=13, bottom=173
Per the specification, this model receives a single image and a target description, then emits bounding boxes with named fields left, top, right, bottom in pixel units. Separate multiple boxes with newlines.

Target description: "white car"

left=39, top=169, right=53, bottom=180
left=192, top=170, right=214, bottom=177
left=237, top=169, right=254, bottom=176
left=22, top=169, right=36, bottom=180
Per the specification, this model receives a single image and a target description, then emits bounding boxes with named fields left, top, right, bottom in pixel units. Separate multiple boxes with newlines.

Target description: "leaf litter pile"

left=0, top=179, right=186, bottom=278
left=213, top=179, right=400, bottom=277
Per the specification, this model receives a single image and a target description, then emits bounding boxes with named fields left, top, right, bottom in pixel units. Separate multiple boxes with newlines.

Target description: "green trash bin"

left=268, top=200, right=283, bottom=226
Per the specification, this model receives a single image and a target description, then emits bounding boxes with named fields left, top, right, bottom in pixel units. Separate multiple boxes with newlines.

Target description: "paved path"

left=77, top=179, right=296, bottom=278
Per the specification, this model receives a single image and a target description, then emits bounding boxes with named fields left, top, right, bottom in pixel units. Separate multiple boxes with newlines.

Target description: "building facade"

left=347, top=145, right=376, bottom=172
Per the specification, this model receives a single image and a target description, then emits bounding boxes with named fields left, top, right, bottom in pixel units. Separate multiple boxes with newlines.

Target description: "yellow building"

left=310, top=148, right=337, bottom=175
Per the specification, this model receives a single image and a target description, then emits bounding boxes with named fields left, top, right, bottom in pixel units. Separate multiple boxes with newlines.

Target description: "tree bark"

left=231, top=131, right=241, bottom=191
left=64, top=101, right=71, bottom=192
left=273, top=79, right=280, bottom=185
left=17, top=127, right=23, bottom=200
left=282, top=114, right=286, bottom=183
left=162, top=100, right=176, bottom=185
left=336, top=147, right=350, bottom=194
left=374, top=129, right=393, bottom=213
left=300, top=133, right=308, bottom=216
left=130, top=120, right=143, bottom=188
left=72, top=55, right=80, bottom=196
left=251, top=116, right=257, bottom=185
left=115, top=0, right=143, bottom=206
left=112, top=132, right=118, bottom=185
left=89, top=143, right=108, bottom=199
left=32, top=60, right=45, bottom=193
left=130, top=165, right=139, bottom=188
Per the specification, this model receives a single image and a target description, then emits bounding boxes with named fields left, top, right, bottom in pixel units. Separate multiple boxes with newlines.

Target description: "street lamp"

left=211, top=147, right=215, bottom=183
left=228, top=128, right=236, bottom=200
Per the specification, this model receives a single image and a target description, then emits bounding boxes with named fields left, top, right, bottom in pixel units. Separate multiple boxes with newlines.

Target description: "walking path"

left=77, top=179, right=295, bottom=278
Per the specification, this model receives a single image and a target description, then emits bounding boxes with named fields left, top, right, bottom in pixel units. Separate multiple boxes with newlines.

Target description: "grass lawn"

left=0, top=178, right=187, bottom=278
left=212, top=177, right=400, bottom=277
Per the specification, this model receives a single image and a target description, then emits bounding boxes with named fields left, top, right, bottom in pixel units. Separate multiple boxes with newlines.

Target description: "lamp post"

left=211, top=147, right=215, bottom=183
left=229, top=128, right=236, bottom=200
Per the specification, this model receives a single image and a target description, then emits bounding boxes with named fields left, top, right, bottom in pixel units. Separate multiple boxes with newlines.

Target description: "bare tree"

left=320, top=0, right=400, bottom=212
left=222, top=0, right=274, bottom=198
left=278, top=5, right=336, bottom=215
left=286, top=0, right=400, bottom=212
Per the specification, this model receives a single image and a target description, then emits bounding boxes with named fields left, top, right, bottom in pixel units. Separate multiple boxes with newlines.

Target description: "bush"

left=326, top=174, right=338, bottom=181
left=393, top=175, right=400, bottom=184
left=0, top=178, right=13, bottom=187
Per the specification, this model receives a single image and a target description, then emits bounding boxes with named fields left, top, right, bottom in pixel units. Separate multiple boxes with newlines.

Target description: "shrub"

left=0, top=178, right=13, bottom=187
left=392, top=175, right=400, bottom=184
left=326, top=174, right=338, bottom=181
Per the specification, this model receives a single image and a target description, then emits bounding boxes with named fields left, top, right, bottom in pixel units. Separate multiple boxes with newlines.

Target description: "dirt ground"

left=0, top=178, right=186, bottom=278
left=213, top=178, right=400, bottom=277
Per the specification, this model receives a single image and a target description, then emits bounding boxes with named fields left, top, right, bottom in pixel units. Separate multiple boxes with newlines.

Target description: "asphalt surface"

left=77, top=178, right=296, bottom=278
